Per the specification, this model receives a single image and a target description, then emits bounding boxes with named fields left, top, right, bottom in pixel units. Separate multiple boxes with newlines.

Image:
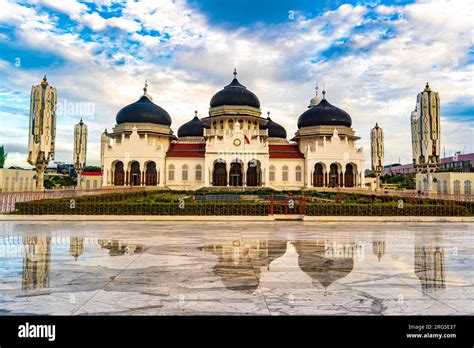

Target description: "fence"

left=3, top=189, right=473, bottom=217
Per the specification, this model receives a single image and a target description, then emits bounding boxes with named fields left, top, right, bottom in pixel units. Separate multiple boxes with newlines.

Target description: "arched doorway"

left=313, top=163, right=324, bottom=187
left=230, top=161, right=243, bottom=186
left=145, top=161, right=157, bottom=186
left=246, top=160, right=261, bottom=186
left=344, top=164, right=355, bottom=187
left=213, top=161, right=227, bottom=186
left=130, top=161, right=141, bottom=186
left=114, top=161, right=125, bottom=186
left=329, top=163, right=339, bottom=188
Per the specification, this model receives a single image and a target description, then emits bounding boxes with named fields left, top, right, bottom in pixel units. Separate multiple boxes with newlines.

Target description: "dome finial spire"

left=195, top=110, right=198, bottom=117
left=143, top=80, right=148, bottom=94
left=267, top=110, right=270, bottom=118
left=41, top=75, right=48, bottom=87
left=424, top=82, right=431, bottom=92
left=322, top=89, right=326, bottom=99
left=315, top=83, right=319, bottom=96
left=233, top=68, right=237, bottom=78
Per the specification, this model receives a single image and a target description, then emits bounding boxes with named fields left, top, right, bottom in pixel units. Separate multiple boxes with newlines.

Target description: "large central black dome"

left=116, top=94, right=172, bottom=126
left=297, top=95, right=352, bottom=129
left=210, top=70, right=260, bottom=108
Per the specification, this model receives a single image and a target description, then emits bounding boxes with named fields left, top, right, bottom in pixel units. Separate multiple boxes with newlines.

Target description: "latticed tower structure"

left=27, top=76, right=57, bottom=190
left=370, top=123, right=384, bottom=190
left=73, top=118, right=87, bottom=186
left=411, top=82, right=440, bottom=194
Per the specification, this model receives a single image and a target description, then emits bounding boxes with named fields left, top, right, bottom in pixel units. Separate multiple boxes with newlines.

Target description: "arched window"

left=195, top=165, right=202, bottom=181
left=182, top=164, right=188, bottom=181
left=443, top=180, right=448, bottom=194
left=453, top=180, right=460, bottom=195
left=269, top=165, right=275, bottom=182
left=93, top=180, right=98, bottom=189
left=282, top=165, right=289, bottom=182
left=228, top=120, right=234, bottom=130
left=86, top=180, right=90, bottom=189
left=295, top=165, right=302, bottom=182
left=464, top=180, right=471, bottom=195
left=436, top=180, right=441, bottom=194
left=168, top=164, right=175, bottom=181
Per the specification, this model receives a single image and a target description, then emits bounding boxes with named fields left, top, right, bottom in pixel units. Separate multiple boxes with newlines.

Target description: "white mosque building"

left=100, top=70, right=365, bottom=190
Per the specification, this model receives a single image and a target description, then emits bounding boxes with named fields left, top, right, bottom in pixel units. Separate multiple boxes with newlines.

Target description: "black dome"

left=210, top=71, right=260, bottom=108
left=178, top=114, right=209, bottom=137
left=297, top=98, right=352, bottom=129
left=262, top=117, right=287, bottom=138
left=116, top=95, right=172, bottom=126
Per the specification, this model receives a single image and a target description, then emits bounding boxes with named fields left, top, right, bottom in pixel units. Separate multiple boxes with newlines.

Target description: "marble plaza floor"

left=0, top=221, right=472, bottom=315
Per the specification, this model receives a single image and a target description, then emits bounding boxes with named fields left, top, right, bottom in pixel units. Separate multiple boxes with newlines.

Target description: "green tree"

left=83, top=165, right=101, bottom=172
left=0, top=146, right=7, bottom=168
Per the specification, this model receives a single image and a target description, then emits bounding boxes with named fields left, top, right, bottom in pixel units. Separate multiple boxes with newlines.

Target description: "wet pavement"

left=0, top=221, right=472, bottom=315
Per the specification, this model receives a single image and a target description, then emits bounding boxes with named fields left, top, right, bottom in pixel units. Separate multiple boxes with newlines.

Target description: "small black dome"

left=262, top=117, right=287, bottom=138
left=116, top=95, right=172, bottom=126
left=297, top=97, right=352, bottom=129
left=210, top=70, right=260, bottom=108
left=178, top=114, right=209, bottom=137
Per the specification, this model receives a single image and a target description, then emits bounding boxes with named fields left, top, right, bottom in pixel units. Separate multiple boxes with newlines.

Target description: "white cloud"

left=0, top=0, right=472, bottom=168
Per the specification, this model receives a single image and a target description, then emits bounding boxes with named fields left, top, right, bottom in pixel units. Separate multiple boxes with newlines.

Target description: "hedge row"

left=14, top=201, right=270, bottom=216
left=304, top=203, right=471, bottom=216
left=13, top=200, right=471, bottom=216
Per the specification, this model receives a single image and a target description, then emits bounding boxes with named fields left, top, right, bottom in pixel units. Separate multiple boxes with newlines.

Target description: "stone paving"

left=0, top=221, right=472, bottom=315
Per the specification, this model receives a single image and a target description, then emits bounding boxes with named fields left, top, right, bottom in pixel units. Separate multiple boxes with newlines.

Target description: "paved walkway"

left=0, top=221, right=472, bottom=315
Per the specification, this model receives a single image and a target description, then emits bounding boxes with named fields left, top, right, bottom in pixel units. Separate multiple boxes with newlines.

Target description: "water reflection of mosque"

left=97, top=239, right=146, bottom=256
left=200, top=240, right=364, bottom=293
left=19, top=236, right=447, bottom=294
left=200, top=239, right=447, bottom=295
left=21, top=237, right=146, bottom=290
left=22, top=236, right=51, bottom=290
left=414, top=246, right=446, bottom=293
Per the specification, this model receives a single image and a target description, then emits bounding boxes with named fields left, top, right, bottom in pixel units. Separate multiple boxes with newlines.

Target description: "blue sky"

left=0, top=0, right=472, bottom=167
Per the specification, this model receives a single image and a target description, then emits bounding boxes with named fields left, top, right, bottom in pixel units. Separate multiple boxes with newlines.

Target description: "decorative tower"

left=370, top=123, right=384, bottom=190
left=411, top=82, right=440, bottom=194
left=100, top=128, right=108, bottom=173
left=27, top=76, right=57, bottom=190
left=73, top=118, right=87, bottom=187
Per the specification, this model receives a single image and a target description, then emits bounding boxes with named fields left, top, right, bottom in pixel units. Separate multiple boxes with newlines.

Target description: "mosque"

left=100, top=70, right=365, bottom=190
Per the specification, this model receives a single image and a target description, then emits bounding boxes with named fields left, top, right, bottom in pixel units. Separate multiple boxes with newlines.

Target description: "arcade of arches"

left=212, top=160, right=262, bottom=187
left=112, top=160, right=159, bottom=186
left=312, top=162, right=358, bottom=188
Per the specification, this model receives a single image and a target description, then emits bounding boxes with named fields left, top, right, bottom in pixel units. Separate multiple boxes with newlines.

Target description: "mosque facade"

left=100, top=70, right=365, bottom=190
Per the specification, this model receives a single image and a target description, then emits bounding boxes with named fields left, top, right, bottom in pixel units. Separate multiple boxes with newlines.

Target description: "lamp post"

left=411, top=82, right=440, bottom=195
left=27, top=76, right=57, bottom=190
left=370, top=123, right=384, bottom=191
left=73, top=119, right=87, bottom=188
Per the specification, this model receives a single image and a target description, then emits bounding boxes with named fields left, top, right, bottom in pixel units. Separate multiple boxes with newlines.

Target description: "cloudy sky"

left=0, top=0, right=472, bottom=168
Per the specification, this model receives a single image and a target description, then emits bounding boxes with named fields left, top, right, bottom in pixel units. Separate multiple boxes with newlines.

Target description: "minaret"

left=73, top=118, right=87, bottom=187
left=370, top=123, right=384, bottom=190
left=27, top=76, right=57, bottom=190
left=100, top=128, right=108, bottom=174
left=411, top=82, right=440, bottom=194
